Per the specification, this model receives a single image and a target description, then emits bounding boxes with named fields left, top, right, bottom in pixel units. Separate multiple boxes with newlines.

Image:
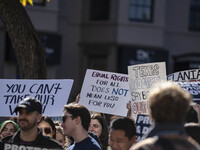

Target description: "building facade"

left=0, top=0, right=200, bottom=101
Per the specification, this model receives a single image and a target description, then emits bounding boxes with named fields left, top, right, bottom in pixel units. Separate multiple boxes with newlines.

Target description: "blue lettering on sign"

left=112, top=88, right=128, bottom=96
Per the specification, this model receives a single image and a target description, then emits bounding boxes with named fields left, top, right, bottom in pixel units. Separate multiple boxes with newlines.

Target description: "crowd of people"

left=0, top=81, right=200, bottom=150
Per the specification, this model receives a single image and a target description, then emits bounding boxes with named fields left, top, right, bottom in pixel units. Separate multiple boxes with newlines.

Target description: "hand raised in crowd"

left=126, top=101, right=135, bottom=122
left=126, top=101, right=131, bottom=110
left=126, top=101, right=131, bottom=117
left=75, top=93, right=80, bottom=103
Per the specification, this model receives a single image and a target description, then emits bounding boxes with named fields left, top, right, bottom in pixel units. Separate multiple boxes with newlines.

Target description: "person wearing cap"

left=0, top=120, right=19, bottom=140
left=2, top=97, right=63, bottom=149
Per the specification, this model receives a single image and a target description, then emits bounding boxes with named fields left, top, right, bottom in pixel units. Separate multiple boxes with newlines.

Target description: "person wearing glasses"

left=61, top=103, right=102, bottom=150
left=38, top=116, right=56, bottom=139
left=2, top=97, right=63, bottom=149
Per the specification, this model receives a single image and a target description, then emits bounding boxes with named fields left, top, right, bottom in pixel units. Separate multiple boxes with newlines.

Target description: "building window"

left=90, top=0, right=110, bottom=21
left=129, top=0, right=153, bottom=22
left=189, top=0, right=200, bottom=31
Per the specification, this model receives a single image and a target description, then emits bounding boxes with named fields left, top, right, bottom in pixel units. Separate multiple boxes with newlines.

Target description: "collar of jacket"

left=146, top=123, right=186, bottom=138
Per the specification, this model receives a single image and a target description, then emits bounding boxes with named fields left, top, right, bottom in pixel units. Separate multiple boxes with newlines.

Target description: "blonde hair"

left=148, top=81, right=192, bottom=123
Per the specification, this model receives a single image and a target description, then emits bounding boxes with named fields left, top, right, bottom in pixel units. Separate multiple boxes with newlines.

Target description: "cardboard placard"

left=167, top=69, right=200, bottom=82
left=136, top=114, right=152, bottom=142
left=80, top=69, right=130, bottom=116
left=0, top=79, right=73, bottom=116
left=128, top=62, right=166, bottom=119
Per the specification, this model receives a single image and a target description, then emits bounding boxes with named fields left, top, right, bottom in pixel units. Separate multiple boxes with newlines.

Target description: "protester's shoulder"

left=77, top=137, right=101, bottom=150
left=67, top=144, right=74, bottom=150
left=130, top=137, right=157, bottom=150
left=186, top=136, right=200, bottom=150
left=166, top=135, right=200, bottom=150
left=42, top=136, right=62, bottom=146
left=39, top=135, right=63, bottom=149
left=88, top=131, right=100, bottom=144
left=88, top=136, right=102, bottom=150
left=1, top=135, right=13, bottom=142
left=130, top=136, right=200, bottom=150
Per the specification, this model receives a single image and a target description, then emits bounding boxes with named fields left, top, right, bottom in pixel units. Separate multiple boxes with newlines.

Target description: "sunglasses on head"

left=41, top=127, right=52, bottom=134
left=62, top=115, right=73, bottom=123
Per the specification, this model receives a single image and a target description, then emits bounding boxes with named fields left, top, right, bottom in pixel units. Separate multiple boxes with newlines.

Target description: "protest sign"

left=80, top=69, right=130, bottom=116
left=167, top=69, right=200, bottom=82
left=136, top=114, right=152, bottom=142
left=1, top=142, right=62, bottom=150
left=128, top=62, right=166, bottom=119
left=177, top=81, right=200, bottom=102
left=0, top=79, right=73, bottom=117
left=167, top=69, right=200, bottom=102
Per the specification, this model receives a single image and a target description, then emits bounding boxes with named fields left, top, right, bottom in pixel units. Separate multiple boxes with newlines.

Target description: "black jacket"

left=2, top=128, right=63, bottom=150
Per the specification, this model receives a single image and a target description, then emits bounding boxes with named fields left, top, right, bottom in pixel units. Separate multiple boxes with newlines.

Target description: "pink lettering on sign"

left=92, top=71, right=109, bottom=79
left=110, top=74, right=128, bottom=82
left=132, top=101, right=148, bottom=114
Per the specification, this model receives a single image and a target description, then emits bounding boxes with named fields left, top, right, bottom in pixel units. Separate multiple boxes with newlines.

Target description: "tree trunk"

left=0, top=0, right=47, bottom=79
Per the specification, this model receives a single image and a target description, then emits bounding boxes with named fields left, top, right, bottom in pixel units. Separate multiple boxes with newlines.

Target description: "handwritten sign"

left=167, top=69, right=200, bottom=82
left=80, top=69, right=130, bottom=116
left=128, top=62, right=166, bottom=119
left=0, top=79, right=73, bottom=117
left=136, top=114, right=152, bottom=142
left=177, top=81, right=200, bottom=102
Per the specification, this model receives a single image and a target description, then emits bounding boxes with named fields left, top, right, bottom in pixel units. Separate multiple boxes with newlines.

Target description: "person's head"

left=0, top=120, right=19, bottom=139
left=14, top=97, right=42, bottom=131
left=109, top=117, right=136, bottom=150
left=89, top=114, right=109, bottom=150
left=148, top=81, right=192, bottom=124
left=55, top=126, right=66, bottom=147
left=89, top=114, right=108, bottom=137
left=38, top=116, right=56, bottom=139
left=61, top=103, right=91, bottom=137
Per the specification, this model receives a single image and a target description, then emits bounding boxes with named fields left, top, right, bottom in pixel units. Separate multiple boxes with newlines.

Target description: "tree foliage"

left=20, top=0, right=33, bottom=6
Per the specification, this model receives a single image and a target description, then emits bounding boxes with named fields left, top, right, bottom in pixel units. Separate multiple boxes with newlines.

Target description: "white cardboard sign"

left=0, top=79, right=73, bottom=116
left=167, top=69, right=200, bottom=82
left=80, top=69, right=130, bottom=117
left=128, top=62, right=166, bottom=119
